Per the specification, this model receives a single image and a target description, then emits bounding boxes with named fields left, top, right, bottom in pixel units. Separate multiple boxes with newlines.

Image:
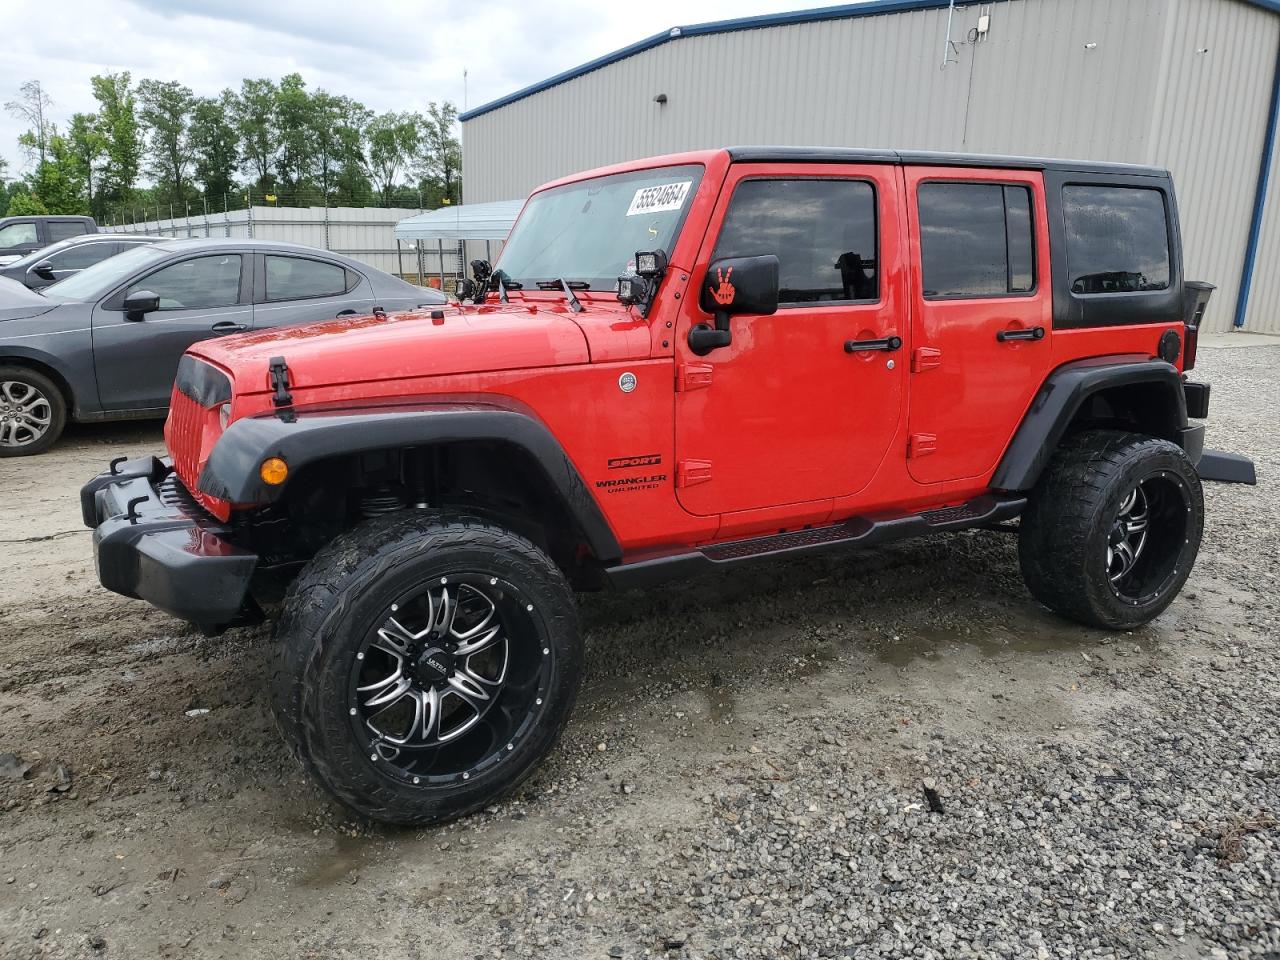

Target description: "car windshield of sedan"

left=41, top=244, right=169, bottom=302
left=496, top=164, right=704, bottom=292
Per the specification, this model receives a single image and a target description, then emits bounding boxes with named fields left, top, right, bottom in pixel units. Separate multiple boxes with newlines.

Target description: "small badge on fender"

left=618, top=372, right=637, bottom=393
left=608, top=454, right=662, bottom=470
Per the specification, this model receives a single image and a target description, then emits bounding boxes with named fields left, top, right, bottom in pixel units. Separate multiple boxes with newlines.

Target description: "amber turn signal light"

left=259, top=457, right=289, bottom=485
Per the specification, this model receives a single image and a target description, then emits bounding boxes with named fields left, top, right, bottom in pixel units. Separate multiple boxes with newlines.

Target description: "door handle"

left=844, top=335, right=902, bottom=354
left=336, top=309, right=358, bottom=317
left=996, top=326, right=1046, bottom=343
left=211, top=320, right=248, bottom=334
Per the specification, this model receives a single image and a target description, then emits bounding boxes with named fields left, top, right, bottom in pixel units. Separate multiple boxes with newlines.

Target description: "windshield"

left=497, top=164, right=704, bottom=291
left=42, top=243, right=168, bottom=301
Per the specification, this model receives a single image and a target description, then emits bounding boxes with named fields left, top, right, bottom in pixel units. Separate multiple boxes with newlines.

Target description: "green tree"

left=309, top=92, right=369, bottom=202
left=416, top=100, right=462, bottom=204
left=20, top=132, right=86, bottom=214
left=6, top=190, right=47, bottom=216
left=67, top=112, right=107, bottom=219
left=189, top=92, right=239, bottom=204
left=232, top=78, right=278, bottom=191
left=91, top=72, right=141, bottom=212
left=137, top=78, right=195, bottom=204
left=365, top=111, right=419, bottom=205
left=5, top=79, right=54, bottom=165
left=274, top=73, right=314, bottom=194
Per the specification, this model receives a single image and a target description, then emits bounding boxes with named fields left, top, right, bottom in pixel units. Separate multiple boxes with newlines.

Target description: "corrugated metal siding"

left=109, top=206, right=457, bottom=278
left=463, top=0, right=1278, bottom=331
left=1247, top=61, right=1280, bottom=332
left=1150, top=0, right=1280, bottom=331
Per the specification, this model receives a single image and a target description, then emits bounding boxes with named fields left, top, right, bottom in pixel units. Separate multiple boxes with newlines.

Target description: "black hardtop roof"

left=726, top=146, right=1170, bottom=178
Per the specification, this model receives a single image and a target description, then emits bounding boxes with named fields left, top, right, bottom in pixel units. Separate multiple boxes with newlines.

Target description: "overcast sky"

left=0, top=0, right=818, bottom=178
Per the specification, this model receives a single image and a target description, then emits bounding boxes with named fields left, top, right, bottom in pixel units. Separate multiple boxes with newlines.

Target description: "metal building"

left=460, top=0, right=1280, bottom=334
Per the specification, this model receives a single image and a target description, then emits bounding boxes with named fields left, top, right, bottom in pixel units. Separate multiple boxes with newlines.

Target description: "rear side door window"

left=712, top=178, right=879, bottom=303
left=1061, top=185, right=1170, bottom=294
left=128, top=254, right=243, bottom=310
left=47, top=220, right=88, bottom=243
left=264, top=256, right=350, bottom=301
left=918, top=182, right=1035, bottom=298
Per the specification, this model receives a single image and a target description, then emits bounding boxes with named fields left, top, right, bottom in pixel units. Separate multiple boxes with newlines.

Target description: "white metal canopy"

left=393, top=199, right=524, bottom=242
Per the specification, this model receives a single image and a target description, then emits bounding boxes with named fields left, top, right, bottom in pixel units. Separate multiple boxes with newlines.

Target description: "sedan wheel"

left=0, top=367, right=67, bottom=457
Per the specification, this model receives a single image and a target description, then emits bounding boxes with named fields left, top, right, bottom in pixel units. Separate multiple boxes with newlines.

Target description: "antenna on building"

left=940, top=0, right=960, bottom=69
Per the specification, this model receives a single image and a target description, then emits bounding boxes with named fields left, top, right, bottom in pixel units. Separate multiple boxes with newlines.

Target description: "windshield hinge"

left=268, top=356, right=293, bottom=412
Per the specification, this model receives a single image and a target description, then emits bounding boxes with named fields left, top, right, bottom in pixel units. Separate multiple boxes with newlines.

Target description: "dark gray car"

left=0, top=233, right=163, bottom=290
left=0, top=238, right=447, bottom=455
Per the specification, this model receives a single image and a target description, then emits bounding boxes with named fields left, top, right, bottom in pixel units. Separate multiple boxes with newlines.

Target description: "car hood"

left=188, top=302, right=596, bottom=393
left=0, top=276, right=57, bottom=321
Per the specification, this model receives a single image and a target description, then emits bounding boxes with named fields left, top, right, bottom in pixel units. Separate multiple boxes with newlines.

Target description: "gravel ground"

left=0, top=343, right=1276, bottom=960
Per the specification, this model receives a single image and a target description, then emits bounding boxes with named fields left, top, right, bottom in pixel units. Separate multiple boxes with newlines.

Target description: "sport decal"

left=626, top=180, right=692, bottom=217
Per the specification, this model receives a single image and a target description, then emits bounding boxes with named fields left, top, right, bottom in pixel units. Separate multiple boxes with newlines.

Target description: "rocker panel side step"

left=604, top=494, right=1026, bottom=591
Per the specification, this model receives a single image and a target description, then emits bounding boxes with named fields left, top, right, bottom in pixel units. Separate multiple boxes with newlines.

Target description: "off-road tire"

left=270, top=510, right=581, bottom=826
left=1018, top=429, right=1203, bottom=630
left=0, top=365, right=66, bottom=457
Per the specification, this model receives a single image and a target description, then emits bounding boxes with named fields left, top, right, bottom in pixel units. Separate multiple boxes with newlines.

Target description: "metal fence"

left=109, top=206, right=466, bottom=288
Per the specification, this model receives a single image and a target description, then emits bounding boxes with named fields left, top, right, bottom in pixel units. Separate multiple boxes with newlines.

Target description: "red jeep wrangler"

left=83, top=148, right=1255, bottom=825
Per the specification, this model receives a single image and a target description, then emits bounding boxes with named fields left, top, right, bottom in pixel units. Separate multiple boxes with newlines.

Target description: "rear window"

left=1062, top=186, right=1170, bottom=294
left=265, top=256, right=350, bottom=301
left=918, top=182, right=1035, bottom=298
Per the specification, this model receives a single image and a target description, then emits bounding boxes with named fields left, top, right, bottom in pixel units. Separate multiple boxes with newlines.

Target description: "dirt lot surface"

left=1, top=344, right=1277, bottom=960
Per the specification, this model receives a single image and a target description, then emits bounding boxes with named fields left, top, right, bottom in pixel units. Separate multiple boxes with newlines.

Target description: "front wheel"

left=1018, top=429, right=1204, bottom=630
left=271, top=511, right=582, bottom=826
left=0, top=365, right=66, bottom=457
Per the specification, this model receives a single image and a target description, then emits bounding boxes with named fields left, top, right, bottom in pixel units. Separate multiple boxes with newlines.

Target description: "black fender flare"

left=991, top=356, right=1190, bottom=492
left=197, top=399, right=622, bottom=563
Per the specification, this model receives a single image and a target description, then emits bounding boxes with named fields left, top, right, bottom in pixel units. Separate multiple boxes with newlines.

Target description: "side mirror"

left=690, top=254, right=780, bottom=355
left=123, top=289, right=160, bottom=321
left=30, top=260, right=55, bottom=280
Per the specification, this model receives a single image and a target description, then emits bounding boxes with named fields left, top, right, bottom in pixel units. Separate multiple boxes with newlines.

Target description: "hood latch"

left=268, top=356, right=294, bottom=419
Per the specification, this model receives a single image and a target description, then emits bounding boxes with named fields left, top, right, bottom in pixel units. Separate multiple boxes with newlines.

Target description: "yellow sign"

left=265, top=194, right=277, bottom=203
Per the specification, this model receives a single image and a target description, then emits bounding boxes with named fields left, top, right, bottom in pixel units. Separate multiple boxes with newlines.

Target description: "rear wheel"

left=0, top=365, right=66, bottom=457
left=271, top=510, right=581, bottom=826
left=1018, top=429, right=1203, bottom=630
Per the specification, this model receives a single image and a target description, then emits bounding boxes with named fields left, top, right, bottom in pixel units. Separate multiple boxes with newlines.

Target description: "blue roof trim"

left=460, top=0, right=1280, bottom=122
left=461, top=0, right=957, bottom=121
left=1233, top=41, right=1280, bottom=328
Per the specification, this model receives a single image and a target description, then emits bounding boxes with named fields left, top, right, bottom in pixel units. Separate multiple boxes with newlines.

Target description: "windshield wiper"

left=535, top=279, right=587, bottom=313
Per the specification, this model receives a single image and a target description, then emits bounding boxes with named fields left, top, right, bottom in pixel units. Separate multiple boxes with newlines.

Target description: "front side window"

left=712, top=178, right=879, bottom=304
left=0, top=222, right=37, bottom=247
left=128, top=254, right=242, bottom=311
left=49, top=241, right=114, bottom=270
left=497, top=164, right=704, bottom=291
left=1063, top=185, right=1170, bottom=294
left=918, top=182, right=1036, bottom=298
left=265, top=256, right=348, bottom=301
left=47, top=220, right=88, bottom=242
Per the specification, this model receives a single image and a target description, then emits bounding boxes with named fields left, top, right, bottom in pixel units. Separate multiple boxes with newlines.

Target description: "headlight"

left=219, top=403, right=232, bottom=430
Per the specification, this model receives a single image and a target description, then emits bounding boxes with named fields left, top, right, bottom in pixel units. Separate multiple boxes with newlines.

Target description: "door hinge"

left=676, top=363, right=713, bottom=392
left=677, top=459, right=713, bottom=487
left=908, top=433, right=938, bottom=458
left=912, top=346, right=942, bottom=373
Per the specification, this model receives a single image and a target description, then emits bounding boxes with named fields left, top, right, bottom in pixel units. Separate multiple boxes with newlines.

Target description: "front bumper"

left=81, top=456, right=258, bottom=628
